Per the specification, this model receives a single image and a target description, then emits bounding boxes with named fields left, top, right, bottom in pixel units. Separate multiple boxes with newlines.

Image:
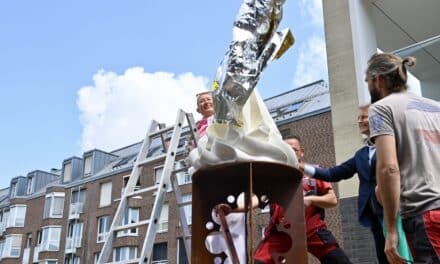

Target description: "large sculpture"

left=189, top=1, right=307, bottom=263
left=188, top=0, right=297, bottom=171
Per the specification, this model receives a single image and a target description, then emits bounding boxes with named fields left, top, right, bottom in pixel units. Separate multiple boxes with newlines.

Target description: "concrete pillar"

left=323, top=0, right=369, bottom=198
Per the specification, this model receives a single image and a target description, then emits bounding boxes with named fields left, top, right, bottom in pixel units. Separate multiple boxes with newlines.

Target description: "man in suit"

left=302, top=105, right=388, bottom=264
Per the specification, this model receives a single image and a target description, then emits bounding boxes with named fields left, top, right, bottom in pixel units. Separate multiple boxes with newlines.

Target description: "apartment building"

left=0, top=80, right=364, bottom=264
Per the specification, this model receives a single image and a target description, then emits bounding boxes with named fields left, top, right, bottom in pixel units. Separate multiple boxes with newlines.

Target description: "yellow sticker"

left=211, top=80, right=219, bottom=91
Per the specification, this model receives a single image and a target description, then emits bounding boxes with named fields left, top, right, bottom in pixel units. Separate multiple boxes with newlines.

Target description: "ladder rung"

left=173, top=166, right=188, bottom=174
left=177, top=201, right=192, bottom=207
left=126, top=185, right=158, bottom=197
left=149, top=125, right=175, bottom=137
left=138, top=154, right=166, bottom=166
left=113, top=219, right=151, bottom=232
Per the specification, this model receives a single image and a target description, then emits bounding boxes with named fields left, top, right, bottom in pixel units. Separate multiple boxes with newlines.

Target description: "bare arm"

left=375, top=135, right=400, bottom=230
left=375, top=135, right=406, bottom=264
left=304, top=189, right=337, bottom=208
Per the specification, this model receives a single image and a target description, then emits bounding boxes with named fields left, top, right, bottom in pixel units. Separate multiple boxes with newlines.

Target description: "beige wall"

left=323, top=0, right=364, bottom=198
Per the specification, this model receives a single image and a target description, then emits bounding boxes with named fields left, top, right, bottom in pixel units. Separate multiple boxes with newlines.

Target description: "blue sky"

left=0, top=0, right=327, bottom=189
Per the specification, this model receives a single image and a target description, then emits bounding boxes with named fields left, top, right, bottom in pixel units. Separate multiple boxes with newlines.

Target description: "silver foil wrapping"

left=213, top=0, right=294, bottom=125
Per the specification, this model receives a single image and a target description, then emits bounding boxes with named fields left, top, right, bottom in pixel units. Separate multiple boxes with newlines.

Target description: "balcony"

left=0, top=222, right=5, bottom=236
left=65, top=236, right=82, bottom=254
left=97, top=232, right=109, bottom=243
left=69, top=203, right=84, bottom=220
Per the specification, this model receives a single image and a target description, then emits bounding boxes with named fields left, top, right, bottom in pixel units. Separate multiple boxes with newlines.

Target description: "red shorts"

left=402, top=209, right=440, bottom=262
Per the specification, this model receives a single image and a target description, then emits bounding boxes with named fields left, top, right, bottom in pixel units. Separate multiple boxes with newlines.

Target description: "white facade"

left=323, top=0, right=440, bottom=198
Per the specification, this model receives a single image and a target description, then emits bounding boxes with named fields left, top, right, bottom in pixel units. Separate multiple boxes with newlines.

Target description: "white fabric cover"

left=188, top=89, right=298, bottom=171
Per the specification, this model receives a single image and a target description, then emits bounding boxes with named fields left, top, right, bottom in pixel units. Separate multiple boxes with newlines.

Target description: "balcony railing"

left=69, top=203, right=84, bottom=219
left=157, top=221, right=168, bottom=233
left=97, top=232, right=109, bottom=243
left=65, top=236, right=82, bottom=253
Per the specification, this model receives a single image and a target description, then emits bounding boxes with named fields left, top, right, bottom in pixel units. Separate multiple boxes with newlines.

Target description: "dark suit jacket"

left=313, top=145, right=383, bottom=227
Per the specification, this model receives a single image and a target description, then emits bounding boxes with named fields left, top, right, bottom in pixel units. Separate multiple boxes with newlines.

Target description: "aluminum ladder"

left=97, top=109, right=199, bottom=264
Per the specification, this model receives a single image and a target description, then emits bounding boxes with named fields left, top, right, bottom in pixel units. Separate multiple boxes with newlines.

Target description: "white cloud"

left=77, top=67, right=209, bottom=152
left=299, top=0, right=324, bottom=27
left=292, top=35, right=328, bottom=87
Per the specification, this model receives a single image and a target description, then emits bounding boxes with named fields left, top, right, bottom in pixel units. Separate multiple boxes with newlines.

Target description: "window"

left=36, top=230, right=42, bottom=246
left=44, top=193, right=65, bottom=218
left=70, top=189, right=86, bottom=218
left=97, top=216, right=110, bottom=243
left=71, top=189, right=86, bottom=204
left=94, top=252, right=101, bottom=264
left=64, top=162, right=72, bottom=182
left=121, top=175, right=141, bottom=197
left=27, top=177, right=35, bottom=194
left=40, top=226, right=61, bottom=251
left=0, top=210, right=9, bottom=233
left=10, top=183, right=17, bottom=198
left=175, top=161, right=191, bottom=185
left=152, top=243, right=167, bottom=264
left=112, top=154, right=136, bottom=170
left=154, top=166, right=172, bottom=192
left=99, top=182, right=112, bottom=207
left=117, top=208, right=139, bottom=237
left=84, top=155, right=93, bottom=176
left=113, top=246, right=137, bottom=262
left=157, top=204, right=168, bottom=233
left=284, top=101, right=305, bottom=113
left=6, top=205, right=26, bottom=227
left=3, top=234, right=22, bottom=258
left=181, top=194, right=192, bottom=225
left=177, top=238, right=189, bottom=264
left=65, top=254, right=80, bottom=264
left=66, top=222, right=83, bottom=249
left=25, top=233, right=32, bottom=248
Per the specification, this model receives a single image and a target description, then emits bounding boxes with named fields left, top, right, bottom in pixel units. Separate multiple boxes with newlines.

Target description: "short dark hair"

left=285, top=135, right=301, bottom=144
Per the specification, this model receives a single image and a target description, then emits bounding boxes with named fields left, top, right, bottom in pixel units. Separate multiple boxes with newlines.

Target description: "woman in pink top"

left=196, top=91, right=214, bottom=137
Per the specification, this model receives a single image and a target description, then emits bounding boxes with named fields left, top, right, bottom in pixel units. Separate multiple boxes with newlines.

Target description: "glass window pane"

left=152, top=243, right=167, bottom=261
left=84, top=156, right=93, bottom=175
left=64, top=162, right=72, bottom=182
left=43, top=197, right=51, bottom=218
left=100, top=182, right=112, bottom=207
left=178, top=238, right=189, bottom=264
left=53, top=197, right=64, bottom=217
